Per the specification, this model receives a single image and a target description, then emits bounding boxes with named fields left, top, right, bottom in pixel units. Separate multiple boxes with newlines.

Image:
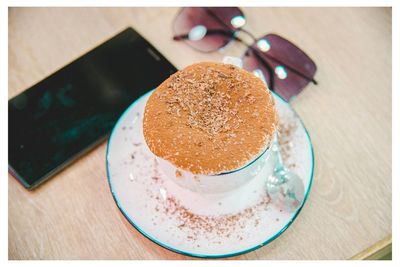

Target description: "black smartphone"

left=8, top=27, right=177, bottom=189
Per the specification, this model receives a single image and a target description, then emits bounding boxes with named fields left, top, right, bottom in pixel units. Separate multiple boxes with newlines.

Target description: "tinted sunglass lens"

left=243, top=34, right=317, bottom=101
left=173, top=7, right=245, bottom=52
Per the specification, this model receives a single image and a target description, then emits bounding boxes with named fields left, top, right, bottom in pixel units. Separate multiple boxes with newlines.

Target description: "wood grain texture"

left=8, top=7, right=392, bottom=260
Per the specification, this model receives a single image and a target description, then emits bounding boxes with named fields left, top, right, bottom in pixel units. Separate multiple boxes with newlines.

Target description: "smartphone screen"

left=8, top=27, right=177, bottom=189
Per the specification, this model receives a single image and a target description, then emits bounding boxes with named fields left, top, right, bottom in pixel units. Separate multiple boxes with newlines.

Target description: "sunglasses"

left=172, top=7, right=318, bottom=101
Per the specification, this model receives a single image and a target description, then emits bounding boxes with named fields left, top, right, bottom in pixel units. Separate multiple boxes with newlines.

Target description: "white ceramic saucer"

left=106, top=91, right=314, bottom=258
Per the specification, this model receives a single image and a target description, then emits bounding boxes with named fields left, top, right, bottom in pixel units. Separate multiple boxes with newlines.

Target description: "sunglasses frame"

left=172, top=7, right=318, bottom=101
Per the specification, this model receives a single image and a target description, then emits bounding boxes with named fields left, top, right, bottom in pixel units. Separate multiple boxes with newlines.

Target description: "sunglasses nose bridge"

left=233, top=30, right=254, bottom=47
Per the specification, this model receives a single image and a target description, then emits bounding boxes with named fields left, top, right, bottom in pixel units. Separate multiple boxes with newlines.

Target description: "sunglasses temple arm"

left=173, top=29, right=235, bottom=41
left=173, top=30, right=257, bottom=58
left=173, top=34, right=188, bottom=40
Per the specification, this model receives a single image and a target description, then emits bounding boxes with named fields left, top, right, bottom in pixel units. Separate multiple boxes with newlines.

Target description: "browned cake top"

left=143, top=62, right=278, bottom=175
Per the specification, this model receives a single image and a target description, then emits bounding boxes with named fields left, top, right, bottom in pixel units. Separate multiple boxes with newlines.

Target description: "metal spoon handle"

left=271, top=133, right=286, bottom=178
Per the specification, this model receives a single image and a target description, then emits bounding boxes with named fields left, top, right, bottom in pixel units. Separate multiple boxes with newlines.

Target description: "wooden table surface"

left=8, top=7, right=392, bottom=260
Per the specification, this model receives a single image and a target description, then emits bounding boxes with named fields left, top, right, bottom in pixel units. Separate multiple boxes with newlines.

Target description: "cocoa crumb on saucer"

left=161, top=195, right=271, bottom=241
left=175, top=170, right=182, bottom=178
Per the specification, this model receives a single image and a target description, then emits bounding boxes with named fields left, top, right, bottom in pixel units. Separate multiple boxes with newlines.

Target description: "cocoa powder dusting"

left=143, top=62, right=279, bottom=175
left=164, top=67, right=242, bottom=136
